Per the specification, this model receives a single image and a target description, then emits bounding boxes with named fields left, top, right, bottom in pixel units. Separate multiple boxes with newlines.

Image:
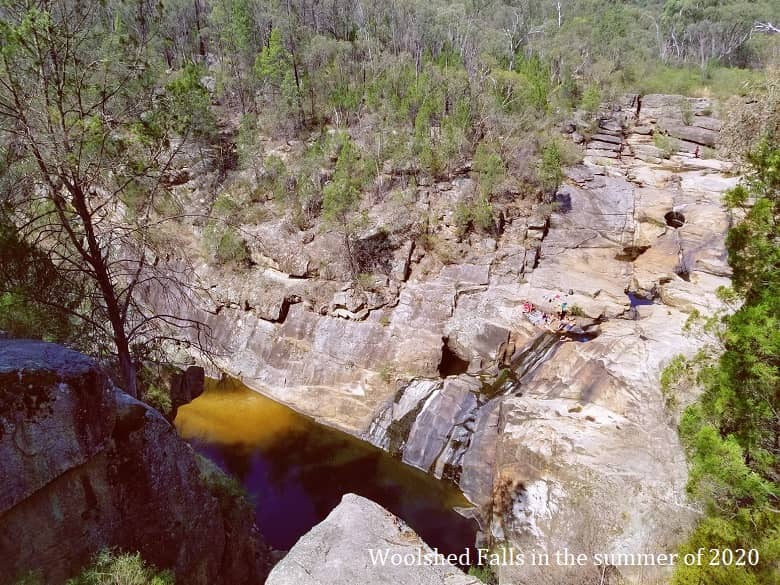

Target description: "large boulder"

left=0, top=340, right=270, bottom=585
left=266, top=494, right=481, bottom=585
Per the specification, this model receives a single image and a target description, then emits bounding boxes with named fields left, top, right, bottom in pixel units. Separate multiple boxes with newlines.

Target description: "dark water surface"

left=175, top=378, right=478, bottom=555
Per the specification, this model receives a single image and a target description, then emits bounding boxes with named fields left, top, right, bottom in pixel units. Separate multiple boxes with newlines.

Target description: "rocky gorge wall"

left=0, top=340, right=270, bottom=584
left=155, top=93, right=738, bottom=583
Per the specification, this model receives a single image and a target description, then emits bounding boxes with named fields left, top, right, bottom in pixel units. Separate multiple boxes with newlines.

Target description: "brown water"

left=175, top=377, right=478, bottom=555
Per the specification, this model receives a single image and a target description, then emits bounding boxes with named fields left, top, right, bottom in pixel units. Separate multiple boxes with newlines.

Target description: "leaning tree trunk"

left=70, top=186, right=139, bottom=398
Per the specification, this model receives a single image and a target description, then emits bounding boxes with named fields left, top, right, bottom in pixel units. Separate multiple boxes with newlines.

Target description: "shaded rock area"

left=154, top=93, right=737, bottom=583
left=0, top=340, right=270, bottom=585
left=265, top=494, right=481, bottom=585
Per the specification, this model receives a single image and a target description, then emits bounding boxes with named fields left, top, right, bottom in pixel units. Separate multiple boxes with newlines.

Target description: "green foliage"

left=660, top=354, right=693, bottom=410
left=580, top=85, right=601, bottom=115
left=538, top=142, right=564, bottom=195
left=661, top=355, right=691, bottom=390
left=212, top=193, right=241, bottom=218
left=472, top=142, right=505, bottom=197
left=468, top=562, right=498, bottom=584
left=672, top=138, right=780, bottom=584
left=237, top=114, right=259, bottom=170
left=724, top=139, right=780, bottom=298
left=195, top=453, right=251, bottom=513
left=143, top=384, right=173, bottom=415
left=203, top=222, right=251, bottom=267
left=0, top=223, right=82, bottom=343
left=454, top=195, right=494, bottom=238
left=378, top=362, right=396, bottom=384
left=165, top=63, right=216, bottom=140
left=255, top=29, right=291, bottom=96
left=653, top=132, right=678, bottom=158
left=356, top=272, right=375, bottom=289
left=680, top=99, right=694, bottom=125
left=322, top=134, right=366, bottom=227
left=515, top=55, right=551, bottom=113
left=13, top=572, right=42, bottom=585
left=66, top=550, right=174, bottom=585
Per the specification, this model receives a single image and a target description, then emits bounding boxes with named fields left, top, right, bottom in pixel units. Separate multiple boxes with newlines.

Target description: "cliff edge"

left=0, top=339, right=270, bottom=584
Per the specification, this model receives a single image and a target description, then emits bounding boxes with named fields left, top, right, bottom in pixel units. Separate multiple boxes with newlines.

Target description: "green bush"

left=680, top=99, right=694, bottom=125
left=473, top=143, right=505, bottom=193
left=580, top=85, right=601, bottom=114
left=0, top=224, right=83, bottom=344
left=203, top=222, right=251, bottom=267
left=538, top=142, right=563, bottom=195
left=635, top=64, right=763, bottom=99
left=653, top=132, right=678, bottom=158
left=143, top=383, right=172, bottom=416
left=659, top=354, right=693, bottom=411
left=67, top=550, right=173, bottom=585
left=660, top=355, right=689, bottom=393
left=195, top=454, right=251, bottom=513
left=211, top=193, right=241, bottom=218
left=468, top=563, right=497, bottom=584
left=454, top=196, right=494, bottom=237
left=671, top=139, right=780, bottom=585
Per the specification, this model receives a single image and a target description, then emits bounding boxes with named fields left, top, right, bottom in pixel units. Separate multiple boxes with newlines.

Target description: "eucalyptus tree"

left=322, top=134, right=368, bottom=277
left=0, top=0, right=214, bottom=396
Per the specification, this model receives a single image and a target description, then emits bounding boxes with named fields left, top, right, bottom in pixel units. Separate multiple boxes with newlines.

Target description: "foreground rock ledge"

left=266, top=493, right=482, bottom=585
left=0, top=339, right=269, bottom=585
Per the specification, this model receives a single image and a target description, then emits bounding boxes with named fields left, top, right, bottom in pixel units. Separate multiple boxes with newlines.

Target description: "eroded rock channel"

left=154, top=93, right=739, bottom=583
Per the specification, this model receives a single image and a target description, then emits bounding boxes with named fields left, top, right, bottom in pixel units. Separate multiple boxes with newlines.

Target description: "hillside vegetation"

left=663, top=137, right=779, bottom=585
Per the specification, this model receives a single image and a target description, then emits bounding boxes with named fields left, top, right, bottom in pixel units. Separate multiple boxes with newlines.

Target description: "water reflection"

left=175, top=377, right=478, bottom=555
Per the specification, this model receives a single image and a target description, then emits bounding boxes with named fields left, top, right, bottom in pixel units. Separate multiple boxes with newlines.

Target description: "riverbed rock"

left=265, top=494, right=481, bottom=585
left=150, top=94, right=737, bottom=585
left=0, top=340, right=270, bottom=585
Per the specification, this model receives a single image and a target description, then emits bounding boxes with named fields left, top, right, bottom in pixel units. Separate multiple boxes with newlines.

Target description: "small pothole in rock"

left=664, top=211, right=686, bottom=228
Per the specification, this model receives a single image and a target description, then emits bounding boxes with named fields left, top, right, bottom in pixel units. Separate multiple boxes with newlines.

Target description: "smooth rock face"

left=0, top=340, right=269, bottom=585
left=265, top=494, right=481, bottom=585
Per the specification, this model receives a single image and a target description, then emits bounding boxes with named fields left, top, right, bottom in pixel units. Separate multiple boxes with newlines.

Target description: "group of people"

left=521, top=290, right=579, bottom=333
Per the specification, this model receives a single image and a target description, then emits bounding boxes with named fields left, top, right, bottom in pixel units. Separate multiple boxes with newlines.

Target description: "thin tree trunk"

left=70, top=186, right=138, bottom=397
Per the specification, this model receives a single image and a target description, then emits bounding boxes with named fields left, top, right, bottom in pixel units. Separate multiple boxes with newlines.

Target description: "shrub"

left=580, top=85, right=601, bottom=114
left=203, top=222, right=251, bottom=267
left=356, top=272, right=375, bottom=290
left=468, top=563, right=498, bottom=584
left=211, top=193, right=240, bottom=218
left=680, top=99, right=694, bottom=125
left=66, top=550, right=173, bottom=585
left=538, top=142, right=563, bottom=195
left=195, top=454, right=251, bottom=513
left=143, top=383, right=172, bottom=416
left=472, top=142, right=505, bottom=197
left=378, top=363, right=396, bottom=383
left=653, top=132, right=678, bottom=158
left=453, top=196, right=494, bottom=237
left=215, top=228, right=250, bottom=265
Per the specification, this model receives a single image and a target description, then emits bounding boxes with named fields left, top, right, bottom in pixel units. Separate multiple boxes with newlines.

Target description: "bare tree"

left=0, top=0, right=213, bottom=396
